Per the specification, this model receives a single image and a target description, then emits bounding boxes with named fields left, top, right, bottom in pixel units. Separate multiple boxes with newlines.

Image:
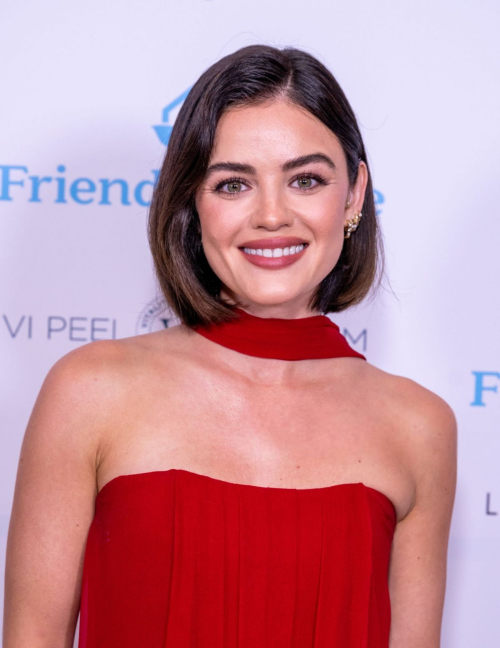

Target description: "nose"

left=249, top=182, right=294, bottom=230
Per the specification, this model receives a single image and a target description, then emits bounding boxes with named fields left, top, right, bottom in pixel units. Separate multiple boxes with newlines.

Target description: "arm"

left=3, top=341, right=122, bottom=647
left=388, top=382, right=458, bottom=648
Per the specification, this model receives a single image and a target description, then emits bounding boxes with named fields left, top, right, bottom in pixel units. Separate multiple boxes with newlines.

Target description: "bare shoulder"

left=23, top=338, right=139, bottom=484
left=402, top=376, right=457, bottom=514
left=42, top=324, right=191, bottom=426
left=363, top=362, right=457, bottom=436
left=385, top=371, right=457, bottom=465
left=367, top=365, right=458, bottom=512
left=371, top=366, right=457, bottom=430
left=369, top=371, right=459, bottom=643
left=46, top=323, right=186, bottom=395
left=41, top=336, right=139, bottom=427
left=5, top=329, right=190, bottom=642
left=17, top=326, right=187, bottom=491
left=37, top=329, right=175, bottom=438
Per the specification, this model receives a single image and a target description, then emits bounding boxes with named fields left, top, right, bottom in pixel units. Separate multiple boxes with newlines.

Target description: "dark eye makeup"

left=212, top=172, right=328, bottom=197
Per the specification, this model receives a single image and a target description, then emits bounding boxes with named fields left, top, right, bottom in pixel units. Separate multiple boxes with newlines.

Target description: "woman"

left=4, top=45, right=457, bottom=647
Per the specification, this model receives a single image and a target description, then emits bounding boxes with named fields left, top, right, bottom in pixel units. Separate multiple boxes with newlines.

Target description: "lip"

left=239, top=241, right=309, bottom=269
left=238, top=236, right=308, bottom=250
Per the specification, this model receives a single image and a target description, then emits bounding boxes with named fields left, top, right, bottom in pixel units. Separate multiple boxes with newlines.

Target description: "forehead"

left=210, top=100, right=345, bottom=165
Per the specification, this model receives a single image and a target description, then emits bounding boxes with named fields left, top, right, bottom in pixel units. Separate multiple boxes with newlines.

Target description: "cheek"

left=198, top=195, right=244, bottom=246
left=301, top=198, right=343, bottom=242
left=301, top=200, right=345, bottom=274
left=195, top=196, right=237, bottom=273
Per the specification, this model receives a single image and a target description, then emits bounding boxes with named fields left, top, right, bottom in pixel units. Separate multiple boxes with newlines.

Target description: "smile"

left=238, top=243, right=309, bottom=269
left=242, top=244, right=307, bottom=257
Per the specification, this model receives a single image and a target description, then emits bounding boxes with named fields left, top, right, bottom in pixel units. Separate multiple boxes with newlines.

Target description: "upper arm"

left=388, top=383, right=458, bottom=648
left=3, top=340, right=124, bottom=647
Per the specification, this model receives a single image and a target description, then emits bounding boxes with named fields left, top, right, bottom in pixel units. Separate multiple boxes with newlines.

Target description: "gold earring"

left=344, top=211, right=362, bottom=239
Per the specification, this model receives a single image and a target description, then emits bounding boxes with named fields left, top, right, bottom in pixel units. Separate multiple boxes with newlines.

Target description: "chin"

left=226, top=290, right=308, bottom=310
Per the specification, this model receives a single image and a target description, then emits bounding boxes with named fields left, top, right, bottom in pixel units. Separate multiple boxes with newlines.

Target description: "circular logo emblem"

left=136, top=297, right=181, bottom=335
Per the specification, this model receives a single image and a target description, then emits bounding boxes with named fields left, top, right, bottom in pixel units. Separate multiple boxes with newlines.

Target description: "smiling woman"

left=193, top=99, right=369, bottom=300
left=4, top=43, right=456, bottom=648
left=148, top=44, right=383, bottom=326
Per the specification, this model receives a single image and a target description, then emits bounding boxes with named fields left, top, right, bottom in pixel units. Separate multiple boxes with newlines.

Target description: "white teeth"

left=242, top=244, right=306, bottom=257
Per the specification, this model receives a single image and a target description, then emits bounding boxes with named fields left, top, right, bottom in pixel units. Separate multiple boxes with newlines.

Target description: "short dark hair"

left=148, top=44, right=386, bottom=327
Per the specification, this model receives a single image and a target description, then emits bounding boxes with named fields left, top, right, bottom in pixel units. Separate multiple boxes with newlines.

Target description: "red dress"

left=78, top=308, right=397, bottom=647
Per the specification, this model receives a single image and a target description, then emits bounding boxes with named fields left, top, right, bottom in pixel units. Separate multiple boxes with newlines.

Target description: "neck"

left=189, top=305, right=366, bottom=385
left=235, top=306, right=322, bottom=320
left=219, top=295, right=321, bottom=321
left=192, top=332, right=327, bottom=387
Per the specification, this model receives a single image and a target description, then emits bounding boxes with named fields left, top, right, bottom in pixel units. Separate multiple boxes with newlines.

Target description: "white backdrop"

left=1, top=0, right=499, bottom=645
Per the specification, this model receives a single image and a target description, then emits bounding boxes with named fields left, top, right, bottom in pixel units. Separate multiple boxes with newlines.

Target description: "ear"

left=344, top=161, right=368, bottom=224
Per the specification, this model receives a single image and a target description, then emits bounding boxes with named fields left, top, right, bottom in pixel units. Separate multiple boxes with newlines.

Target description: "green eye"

left=213, top=176, right=247, bottom=195
left=293, top=174, right=327, bottom=190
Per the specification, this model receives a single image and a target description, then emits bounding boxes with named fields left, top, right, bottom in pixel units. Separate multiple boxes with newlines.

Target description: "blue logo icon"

left=153, top=87, right=192, bottom=146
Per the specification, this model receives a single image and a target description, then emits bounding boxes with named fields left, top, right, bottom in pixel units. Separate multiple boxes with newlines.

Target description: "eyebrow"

left=204, top=152, right=336, bottom=179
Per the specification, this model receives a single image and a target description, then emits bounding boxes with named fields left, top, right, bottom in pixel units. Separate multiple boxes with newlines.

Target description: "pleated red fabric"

left=78, top=309, right=396, bottom=647
left=192, top=307, right=367, bottom=361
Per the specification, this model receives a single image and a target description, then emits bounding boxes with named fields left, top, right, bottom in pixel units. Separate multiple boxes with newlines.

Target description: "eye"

left=211, top=172, right=328, bottom=197
left=212, top=176, right=249, bottom=197
left=291, top=173, right=328, bottom=191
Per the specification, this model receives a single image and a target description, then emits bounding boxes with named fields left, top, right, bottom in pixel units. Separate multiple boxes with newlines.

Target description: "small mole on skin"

left=296, top=465, right=300, bottom=469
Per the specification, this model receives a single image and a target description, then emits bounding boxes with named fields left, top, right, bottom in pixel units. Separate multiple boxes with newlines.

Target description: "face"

left=194, top=99, right=368, bottom=318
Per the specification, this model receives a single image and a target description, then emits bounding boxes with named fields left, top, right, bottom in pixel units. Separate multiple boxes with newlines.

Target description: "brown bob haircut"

left=148, top=44, right=385, bottom=328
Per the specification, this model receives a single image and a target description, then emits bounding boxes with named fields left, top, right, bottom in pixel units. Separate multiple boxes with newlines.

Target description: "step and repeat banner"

left=1, top=1, right=498, bottom=645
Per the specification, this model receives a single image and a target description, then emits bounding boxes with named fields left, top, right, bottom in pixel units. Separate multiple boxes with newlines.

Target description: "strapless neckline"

left=80, top=467, right=398, bottom=646
left=96, top=467, right=397, bottom=519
